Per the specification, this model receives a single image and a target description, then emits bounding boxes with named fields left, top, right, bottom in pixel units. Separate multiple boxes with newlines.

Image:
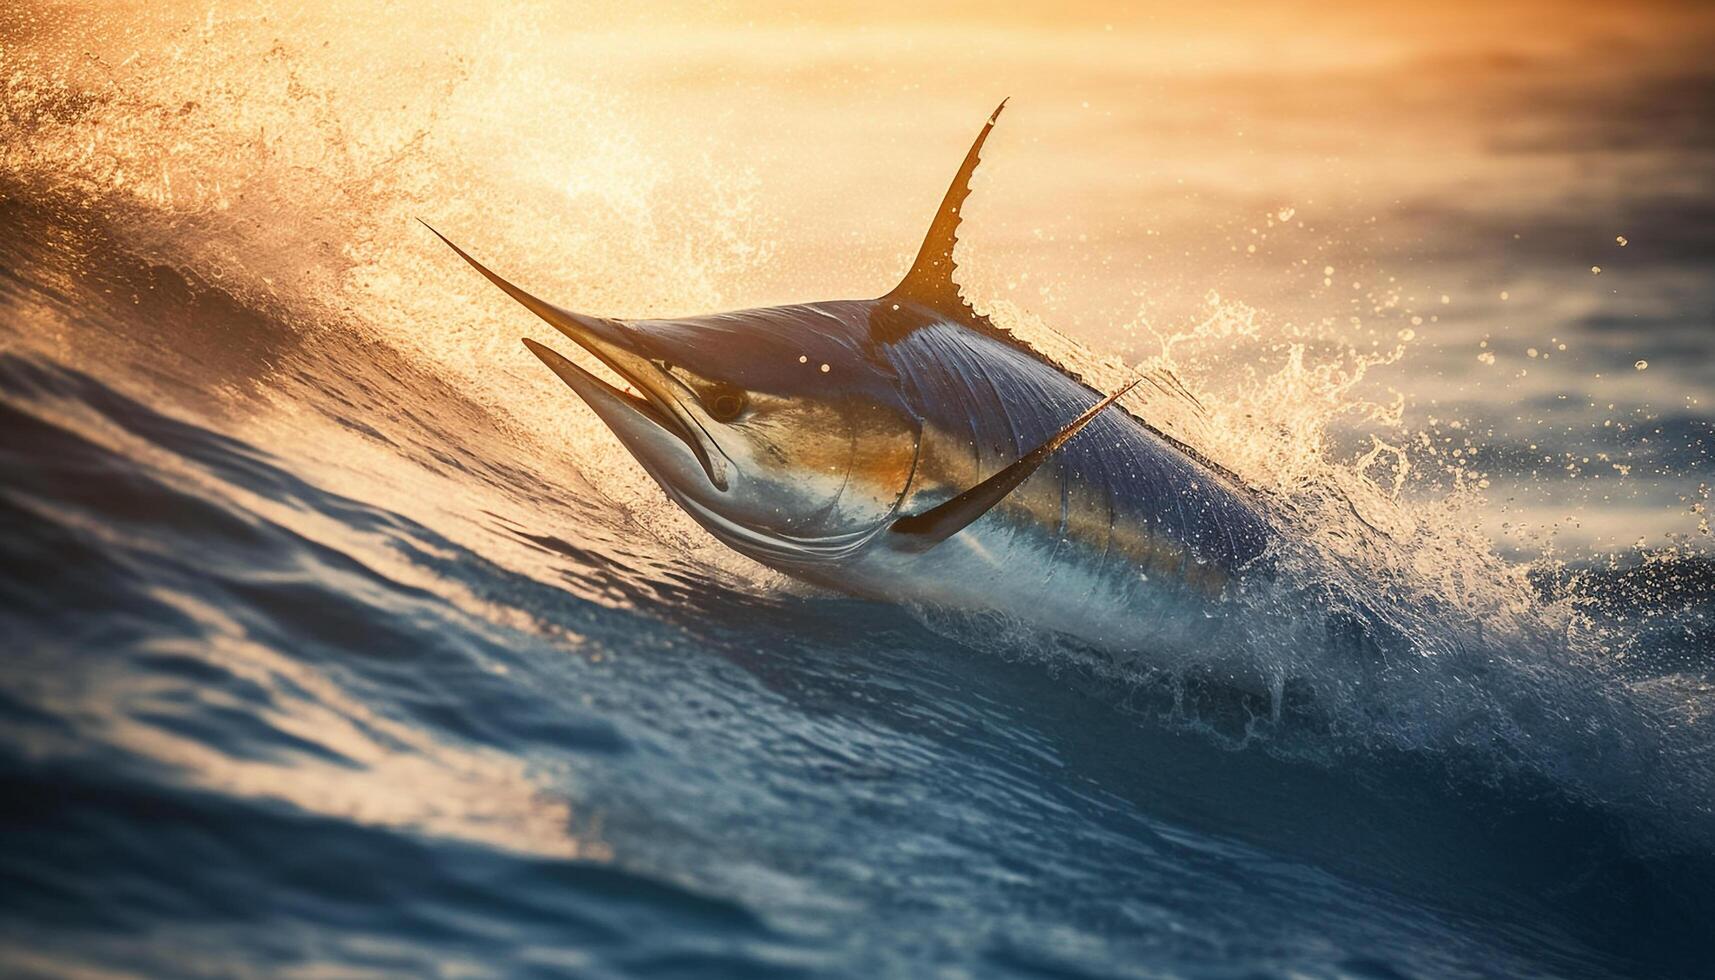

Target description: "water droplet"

left=1591, top=265, right=1602, bottom=275
left=820, top=363, right=830, bottom=373
left=1616, top=235, right=1628, bottom=246
left=1276, top=207, right=1295, bottom=222
left=1397, top=328, right=1415, bottom=341
left=798, top=355, right=808, bottom=364
left=1635, top=360, right=1648, bottom=371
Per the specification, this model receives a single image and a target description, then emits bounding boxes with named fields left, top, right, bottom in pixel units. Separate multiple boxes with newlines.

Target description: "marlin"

left=426, top=101, right=1272, bottom=656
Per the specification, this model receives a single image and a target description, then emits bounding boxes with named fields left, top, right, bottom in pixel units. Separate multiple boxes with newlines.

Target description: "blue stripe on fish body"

left=882, top=315, right=1270, bottom=575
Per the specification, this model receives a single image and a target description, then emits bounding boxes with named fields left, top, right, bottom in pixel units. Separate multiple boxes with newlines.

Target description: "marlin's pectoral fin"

left=889, top=378, right=1142, bottom=551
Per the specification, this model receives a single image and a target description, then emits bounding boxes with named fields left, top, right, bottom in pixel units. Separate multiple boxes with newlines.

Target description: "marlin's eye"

left=706, top=386, right=747, bottom=422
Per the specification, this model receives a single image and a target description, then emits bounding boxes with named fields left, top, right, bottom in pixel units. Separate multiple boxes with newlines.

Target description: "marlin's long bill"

left=889, top=377, right=1144, bottom=551
left=416, top=220, right=590, bottom=340
left=420, top=220, right=726, bottom=489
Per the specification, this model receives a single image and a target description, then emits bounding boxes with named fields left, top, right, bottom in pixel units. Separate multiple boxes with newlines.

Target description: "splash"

left=965, top=280, right=1714, bottom=846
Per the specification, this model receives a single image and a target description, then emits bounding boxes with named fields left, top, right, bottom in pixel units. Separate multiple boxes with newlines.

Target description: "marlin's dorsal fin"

left=890, top=377, right=1142, bottom=551
left=884, top=99, right=1008, bottom=327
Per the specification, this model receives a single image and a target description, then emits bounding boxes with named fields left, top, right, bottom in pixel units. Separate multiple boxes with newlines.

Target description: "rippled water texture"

left=3, top=3, right=1715, bottom=978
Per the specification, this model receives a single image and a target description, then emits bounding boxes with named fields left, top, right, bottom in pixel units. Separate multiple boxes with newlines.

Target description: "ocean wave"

left=5, top=6, right=1715, bottom=975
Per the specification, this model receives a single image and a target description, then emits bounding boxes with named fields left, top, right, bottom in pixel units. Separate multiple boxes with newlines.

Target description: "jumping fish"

left=426, top=101, right=1271, bottom=655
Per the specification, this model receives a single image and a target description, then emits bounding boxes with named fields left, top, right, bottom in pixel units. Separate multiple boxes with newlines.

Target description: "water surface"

left=3, top=4, right=1714, bottom=977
